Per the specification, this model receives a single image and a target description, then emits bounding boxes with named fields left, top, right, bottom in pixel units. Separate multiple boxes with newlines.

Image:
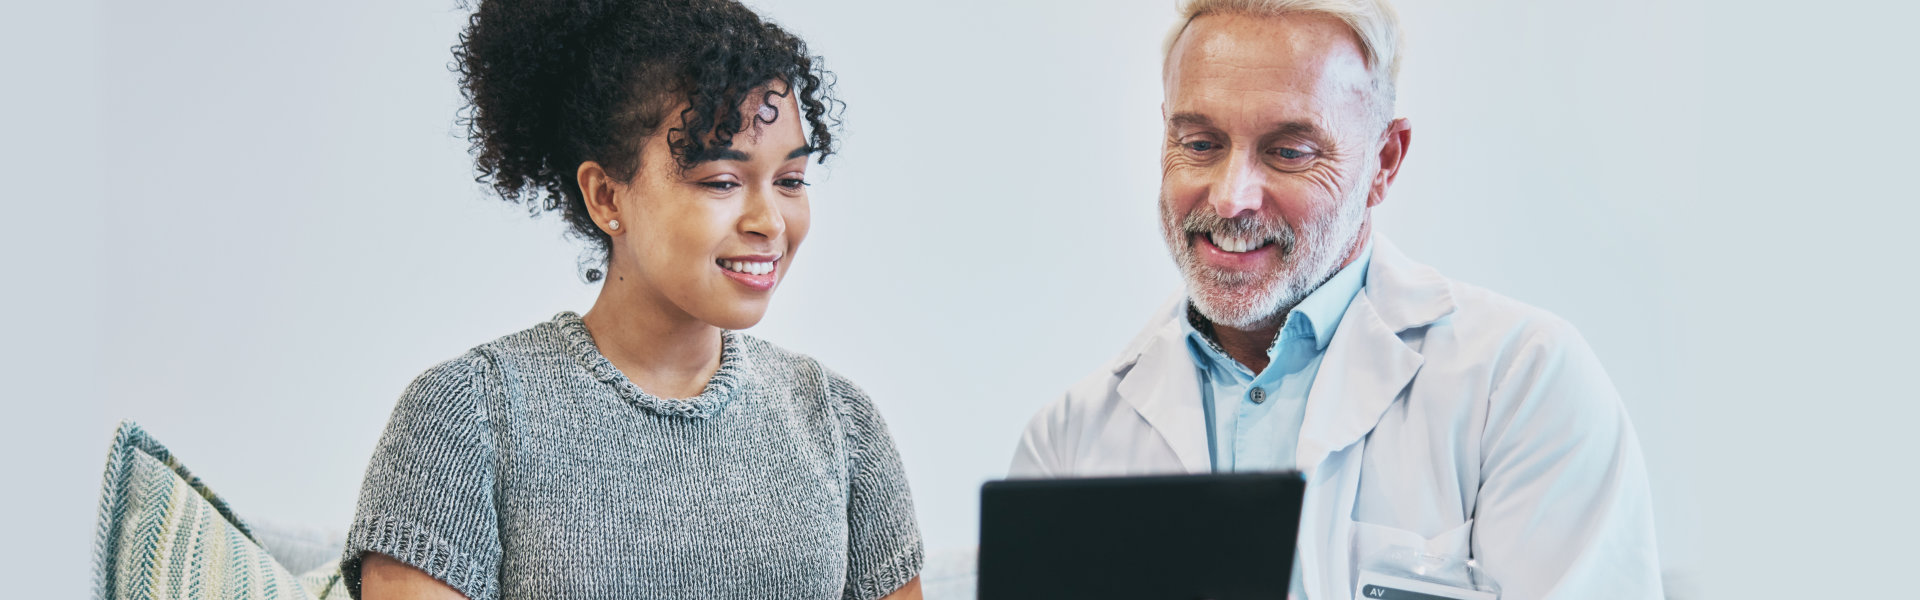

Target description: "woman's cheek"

left=785, top=196, right=812, bottom=250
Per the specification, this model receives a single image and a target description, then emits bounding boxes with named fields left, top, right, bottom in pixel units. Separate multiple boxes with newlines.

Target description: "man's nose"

left=1209, top=153, right=1264, bottom=219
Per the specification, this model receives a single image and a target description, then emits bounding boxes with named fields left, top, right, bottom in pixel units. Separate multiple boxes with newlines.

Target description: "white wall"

left=4, top=0, right=1915, bottom=597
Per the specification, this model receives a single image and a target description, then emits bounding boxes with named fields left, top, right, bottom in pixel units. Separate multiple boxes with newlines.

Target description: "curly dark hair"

left=455, top=0, right=842, bottom=281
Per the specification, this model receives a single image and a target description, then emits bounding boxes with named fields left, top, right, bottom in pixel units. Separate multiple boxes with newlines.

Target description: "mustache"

left=1180, top=210, right=1297, bottom=255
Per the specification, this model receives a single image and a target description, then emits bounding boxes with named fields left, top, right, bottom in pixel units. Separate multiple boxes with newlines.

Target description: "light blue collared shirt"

left=1182, top=243, right=1372, bottom=473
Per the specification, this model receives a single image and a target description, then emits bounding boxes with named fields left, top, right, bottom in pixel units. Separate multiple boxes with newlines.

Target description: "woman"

left=340, top=1, right=923, bottom=599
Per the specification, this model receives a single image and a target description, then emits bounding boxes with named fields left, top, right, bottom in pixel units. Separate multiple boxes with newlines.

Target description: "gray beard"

left=1163, top=187, right=1370, bottom=331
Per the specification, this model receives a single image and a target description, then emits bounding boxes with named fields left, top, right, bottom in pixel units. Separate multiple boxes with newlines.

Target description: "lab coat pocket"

left=1350, top=519, right=1498, bottom=598
left=1350, top=519, right=1473, bottom=564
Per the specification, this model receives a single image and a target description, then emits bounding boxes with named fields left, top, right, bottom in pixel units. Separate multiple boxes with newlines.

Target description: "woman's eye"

left=700, top=181, right=740, bottom=191
left=776, top=178, right=810, bottom=190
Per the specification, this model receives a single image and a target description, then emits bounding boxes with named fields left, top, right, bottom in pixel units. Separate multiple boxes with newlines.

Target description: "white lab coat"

left=1009, top=236, right=1663, bottom=599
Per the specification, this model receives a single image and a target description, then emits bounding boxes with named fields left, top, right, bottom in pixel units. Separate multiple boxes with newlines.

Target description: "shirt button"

left=1250, top=388, right=1267, bottom=404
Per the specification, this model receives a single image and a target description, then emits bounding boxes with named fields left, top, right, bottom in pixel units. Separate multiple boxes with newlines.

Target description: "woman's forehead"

left=737, top=92, right=805, bottom=146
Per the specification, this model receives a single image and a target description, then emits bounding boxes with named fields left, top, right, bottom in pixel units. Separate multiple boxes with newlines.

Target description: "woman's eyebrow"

left=692, top=147, right=752, bottom=163
left=691, top=144, right=814, bottom=164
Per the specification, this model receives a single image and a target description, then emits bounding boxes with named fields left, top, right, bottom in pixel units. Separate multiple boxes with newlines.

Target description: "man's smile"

left=1192, top=231, right=1280, bottom=271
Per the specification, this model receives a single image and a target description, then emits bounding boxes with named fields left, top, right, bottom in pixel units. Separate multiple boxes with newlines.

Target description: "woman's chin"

left=696, top=302, right=771, bottom=331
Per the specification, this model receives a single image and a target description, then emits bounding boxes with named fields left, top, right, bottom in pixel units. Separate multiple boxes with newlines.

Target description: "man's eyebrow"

left=1167, top=112, right=1215, bottom=130
left=1263, top=121, right=1325, bottom=139
left=1168, top=113, right=1328, bottom=140
left=1267, top=122, right=1328, bottom=137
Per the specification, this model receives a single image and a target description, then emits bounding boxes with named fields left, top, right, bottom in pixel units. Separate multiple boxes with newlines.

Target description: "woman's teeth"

left=721, top=260, right=775, bottom=276
left=1208, top=232, right=1269, bottom=253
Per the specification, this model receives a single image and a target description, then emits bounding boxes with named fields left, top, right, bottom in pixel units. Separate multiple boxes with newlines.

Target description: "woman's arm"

left=359, top=552, right=471, bottom=600
left=344, top=355, right=502, bottom=599
left=878, top=576, right=923, bottom=600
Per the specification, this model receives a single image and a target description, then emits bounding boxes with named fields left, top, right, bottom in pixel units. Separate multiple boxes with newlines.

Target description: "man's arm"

left=1471, top=320, right=1663, bottom=598
left=1008, top=394, right=1072, bottom=478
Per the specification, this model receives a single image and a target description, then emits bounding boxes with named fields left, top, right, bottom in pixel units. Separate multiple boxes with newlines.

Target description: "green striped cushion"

left=92, top=421, right=343, bottom=600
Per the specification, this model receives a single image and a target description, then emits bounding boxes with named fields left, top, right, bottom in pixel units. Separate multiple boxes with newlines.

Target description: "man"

left=1007, top=1, right=1663, bottom=598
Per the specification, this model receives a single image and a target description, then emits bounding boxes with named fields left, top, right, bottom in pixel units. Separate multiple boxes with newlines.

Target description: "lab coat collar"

left=1111, top=234, right=1456, bottom=476
left=1361, top=236, right=1455, bottom=332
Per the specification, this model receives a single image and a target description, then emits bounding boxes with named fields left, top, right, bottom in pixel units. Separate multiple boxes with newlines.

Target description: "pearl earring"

left=608, top=219, right=620, bottom=231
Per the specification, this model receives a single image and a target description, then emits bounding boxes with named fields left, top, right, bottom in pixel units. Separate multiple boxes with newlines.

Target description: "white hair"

left=1164, top=0, right=1404, bottom=116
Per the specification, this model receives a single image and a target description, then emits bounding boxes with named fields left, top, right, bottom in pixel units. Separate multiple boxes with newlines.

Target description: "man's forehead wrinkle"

left=1165, top=15, right=1380, bottom=144
left=1169, top=77, right=1329, bottom=131
left=1174, top=46, right=1366, bottom=98
left=1175, top=13, right=1372, bottom=85
left=1199, top=51, right=1367, bottom=92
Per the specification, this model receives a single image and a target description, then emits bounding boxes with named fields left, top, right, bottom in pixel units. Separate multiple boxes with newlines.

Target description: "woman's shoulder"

left=420, top=311, right=587, bottom=375
left=474, top=311, right=583, bottom=363
left=732, top=333, right=871, bottom=404
left=732, top=334, right=896, bottom=451
left=398, top=313, right=582, bottom=409
left=402, top=349, right=492, bottom=400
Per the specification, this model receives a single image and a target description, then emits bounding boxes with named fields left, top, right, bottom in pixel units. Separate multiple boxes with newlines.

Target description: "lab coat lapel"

left=1294, top=293, right=1422, bottom=474
left=1114, top=313, right=1213, bottom=475
left=1296, top=236, right=1455, bottom=600
left=1296, top=236, right=1452, bottom=475
left=1295, top=293, right=1418, bottom=599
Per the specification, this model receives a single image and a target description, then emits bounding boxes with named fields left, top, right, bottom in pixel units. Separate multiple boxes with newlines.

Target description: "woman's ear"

left=577, top=161, right=623, bottom=235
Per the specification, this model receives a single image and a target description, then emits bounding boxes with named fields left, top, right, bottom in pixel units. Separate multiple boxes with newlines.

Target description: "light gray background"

left=4, top=0, right=1915, bottom=598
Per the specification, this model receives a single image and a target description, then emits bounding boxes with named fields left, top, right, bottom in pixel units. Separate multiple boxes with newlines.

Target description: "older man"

left=1007, top=0, right=1663, bottom=598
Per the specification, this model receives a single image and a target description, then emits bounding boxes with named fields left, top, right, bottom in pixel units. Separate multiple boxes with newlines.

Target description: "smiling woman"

left=339, top=1, right=925, bottom=599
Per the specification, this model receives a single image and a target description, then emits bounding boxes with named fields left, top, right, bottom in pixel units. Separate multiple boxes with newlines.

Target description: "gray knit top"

left=341, top=312, right=923, bottom=600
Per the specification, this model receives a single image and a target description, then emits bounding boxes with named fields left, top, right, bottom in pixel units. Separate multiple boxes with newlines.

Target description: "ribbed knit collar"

left=553, top=311, right=745, bottom=419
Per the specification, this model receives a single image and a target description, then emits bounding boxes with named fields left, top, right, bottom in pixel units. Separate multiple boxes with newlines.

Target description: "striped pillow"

left=91, top=421, right=343, bottom=600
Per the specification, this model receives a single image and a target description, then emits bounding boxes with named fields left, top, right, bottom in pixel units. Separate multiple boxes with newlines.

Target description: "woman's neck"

left=581, top=270, right=723, bottom=400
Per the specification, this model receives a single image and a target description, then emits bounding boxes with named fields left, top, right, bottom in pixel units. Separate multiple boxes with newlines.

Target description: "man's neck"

left=1212, top=320, right=1282, bottom=374
left=1201, top=226, right=1375, bottom=374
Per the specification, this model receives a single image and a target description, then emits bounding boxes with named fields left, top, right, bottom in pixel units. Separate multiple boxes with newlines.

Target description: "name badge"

left=1355, top=571, right=1497, bottom=600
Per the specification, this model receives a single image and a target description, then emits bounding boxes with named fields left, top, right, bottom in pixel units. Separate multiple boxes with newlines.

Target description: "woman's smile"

left=717, top=253, right=782, bottom=292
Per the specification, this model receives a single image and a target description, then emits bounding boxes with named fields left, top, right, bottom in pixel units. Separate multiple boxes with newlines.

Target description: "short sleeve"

left=827, top=373, right=924, bottom=600
left=341, top=354, right=502, bottom=600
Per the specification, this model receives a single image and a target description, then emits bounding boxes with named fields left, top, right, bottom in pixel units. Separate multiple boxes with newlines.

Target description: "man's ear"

left=1368, top=117, right=1413, bottom=208
left=577, top=161, right=622, bottom=235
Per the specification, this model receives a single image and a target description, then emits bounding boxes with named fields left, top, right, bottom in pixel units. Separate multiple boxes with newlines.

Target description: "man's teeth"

left=1207, top=232, right=1269, bottom=253
left=721, top=260, right=775, bottom=276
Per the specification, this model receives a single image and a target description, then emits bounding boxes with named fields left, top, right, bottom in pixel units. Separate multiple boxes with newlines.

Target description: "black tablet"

left=978, top=472, right=1306, bottom=600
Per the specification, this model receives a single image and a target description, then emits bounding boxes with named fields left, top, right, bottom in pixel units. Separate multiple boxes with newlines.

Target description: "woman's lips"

left=717, top=254, right=780, bottom=292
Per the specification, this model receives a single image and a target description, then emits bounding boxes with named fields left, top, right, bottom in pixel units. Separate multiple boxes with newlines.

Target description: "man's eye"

left=776, top=178, right=810, bottom=190
left=1186, top=140, right=1218, bottom=152
left=1273, top=147, right=1308, bottom=160
left=700, top=181, right=740, bottom=191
